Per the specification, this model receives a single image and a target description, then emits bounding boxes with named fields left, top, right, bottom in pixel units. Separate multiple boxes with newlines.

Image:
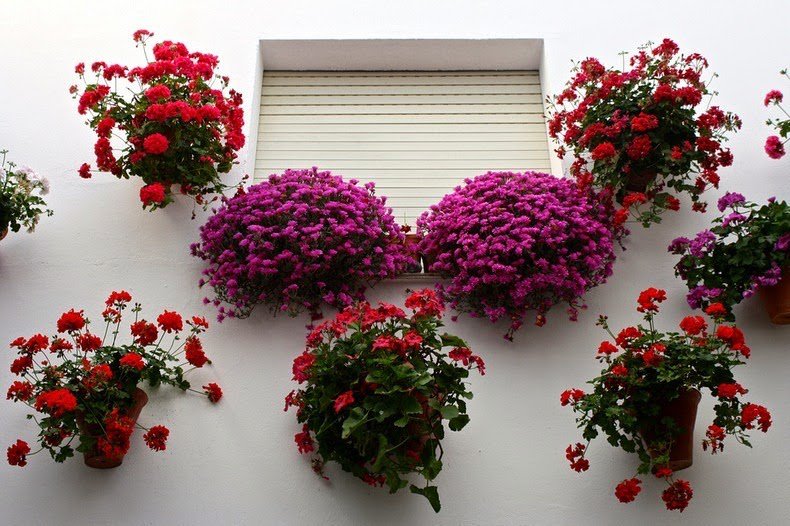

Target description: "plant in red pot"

left=285, top=289, right=484, bottom=512
left=561, top=288, right=771, bottom=512
left=764, top=69, right=788, bottom=160
left=72, top=29, right=245, bottom=214
left=547, top=38, right=740, bottom=229
left=5, top=291, right=222, bottom=469
left=670, top=194, right=790, bottom=323
left=0, top=150, right=53, bottom=241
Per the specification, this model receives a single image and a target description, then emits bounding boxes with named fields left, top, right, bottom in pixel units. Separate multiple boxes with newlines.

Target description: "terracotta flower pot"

left=760, top=267, right=790, bottom=324
left=403, top=234, right=423, bottom=273
left=643, top=388, right=701, bottom=471
left=77, top=388, right=148, bottom=469
left=0, top=228, right=8, bottom=241
left=616, top=169, right=657, bottom=204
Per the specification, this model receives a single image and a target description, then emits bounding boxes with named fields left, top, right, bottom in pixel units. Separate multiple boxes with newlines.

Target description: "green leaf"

left=394, top=415, right=411, bottom=427
left=400, top=396, right=423, bottom=415
left=448, top=414, right=470, bottom=431
left=341, top=407, right=366, bottom=439
left=439, top=405, right=459, bottom=420
left=410, top=484, right=441, bottom=513
left=440, top=333, right=467, bottom=349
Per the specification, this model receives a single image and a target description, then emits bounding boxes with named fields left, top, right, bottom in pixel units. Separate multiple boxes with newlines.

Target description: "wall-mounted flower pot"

left=760, top=267, right=790, bottom=324
left=403, top=234, right=423, bottom=273
left=644, top=388, right=701, bottom=471
left=0, top=228, right=8, bottom=242
left=77, top=388, right=148, bottom=469
left=616, top=169, right=657, bottom=204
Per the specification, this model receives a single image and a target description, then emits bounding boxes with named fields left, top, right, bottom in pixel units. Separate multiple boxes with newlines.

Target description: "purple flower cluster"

left=417, top=171, right=616, bottom=340
left=191, top=168, right=409, bottom=321
left=670, top=196, right=790, bottom=317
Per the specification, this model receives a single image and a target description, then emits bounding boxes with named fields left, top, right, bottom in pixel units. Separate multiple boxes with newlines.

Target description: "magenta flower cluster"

left=417, top=171, right=616, bottom=339
left=191, top=168, right=409, bottom=321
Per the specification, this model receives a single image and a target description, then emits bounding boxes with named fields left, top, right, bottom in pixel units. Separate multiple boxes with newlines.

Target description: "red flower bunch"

left=548, top=38, right=741, bottom=229
left=764, top=68, right=788, bottom=160
left=286, top=289, right=484, bottom=512
left=561, top=288, right=770, bottom=512
left=5, top=291, right=221, bottom=468
left=72, top=29, right=246, bottom=213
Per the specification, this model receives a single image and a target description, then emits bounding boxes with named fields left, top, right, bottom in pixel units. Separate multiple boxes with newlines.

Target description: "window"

left=256, top=70, right=551, bottom=225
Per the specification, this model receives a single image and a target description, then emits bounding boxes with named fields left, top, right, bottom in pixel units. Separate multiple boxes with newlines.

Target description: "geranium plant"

left=764, top=69, right=788, bottom=160
left=417, top=170, right=617, bottom=340
left=669, top=193, right=790, bottom=319
left=548, top=38, right=741, bottom=228
left=285, top=289, right=485, bottom=512
left=72, top=29, right=245, bottom=213
left=192, top=168, right=410, bottom=321
left=5, top=291, right=222, bottom=469
left=0, top=150, right=53, bottom=238
left=561, top=288, right=770, bottom=512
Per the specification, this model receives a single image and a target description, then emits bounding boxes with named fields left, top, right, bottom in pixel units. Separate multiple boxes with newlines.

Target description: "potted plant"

left=670, top=194, right=790, bottom=323
left=191, top=167, right=410, bottom=321
left=5, top=291, right=222, bottom=469
left=0, top=150, right=53, bottom=241
left=285, top=289, right=484, bottom=512
left=547, top=38, right=741, bottom=229
left=416, top=170, right=618, bottom=340
left=561, top=288, right=771, bottom=512
left=72, top=29, right=246, bottom=214
left=764, top=69, right=788, bottom=160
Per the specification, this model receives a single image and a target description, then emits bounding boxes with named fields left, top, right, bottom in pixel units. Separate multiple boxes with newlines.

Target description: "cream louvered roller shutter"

left=256, top=71, right=551, bottom=225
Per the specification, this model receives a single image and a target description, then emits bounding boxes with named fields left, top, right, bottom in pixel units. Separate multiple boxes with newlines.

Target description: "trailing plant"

left=286, top=289, right=485, bottom=512
left=72, top=29, right=245, bottom=213
left=5, top=291, right=222, bottom=467
left=764, top=69, right=788, bottom=159
left=417, top=170, right=617, bottom=340
left=548, top=38, right=740, bottom=228
left=0, top=150, right=53, bottom=235
left=669, top=194, right=790, bottom=318
left=192, top=168, right=410, bottom=321
left=561, top=288, right=770, bottom=512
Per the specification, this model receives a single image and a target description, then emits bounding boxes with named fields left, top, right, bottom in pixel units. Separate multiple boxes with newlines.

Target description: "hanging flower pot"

left=760, top=267, right=790, bottom=324
left=0, top=228, right=7, bottom=242
left=671, top=195, right=790, bottom=322
left=547, top=38, right=741, bottom=230
left=616, top=169, right=657, bottom=204
left=561, top=288, right=771, bottom=512
left=402, top=233, right=423, bottom=273
left=4, top=291, right=223, bottom=471
left=0, top=151, right=53, bottom=239
left=643, top=389, right=701, bottom=471
left=287, top=289, right=485, bottom=513
left=77, top=388, right=148, bottom=469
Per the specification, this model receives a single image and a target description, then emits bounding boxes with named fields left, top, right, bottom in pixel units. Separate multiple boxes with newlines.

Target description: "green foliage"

left=671, top=197, right=790, bottom=318
left=0, top=150, right=53, bottom=234
left=564, top=296, right=768, bottom=478
left=288, top=295, right=484, bottom=512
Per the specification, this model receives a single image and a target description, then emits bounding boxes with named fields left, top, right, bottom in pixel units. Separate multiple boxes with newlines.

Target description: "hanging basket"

left=77, top=388, right=149, bottom=469
left=759, top=267, right=790, bottom=324
left=616, top=169, right=657, bottom=204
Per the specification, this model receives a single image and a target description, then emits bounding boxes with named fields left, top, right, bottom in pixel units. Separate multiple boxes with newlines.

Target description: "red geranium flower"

left=185, top=337, right=209, bottom=367
left=157, top=310, right=183, bottom=332
left=662, top=480, right=693, bottom=512
left=119, top=352, right=145, bottom=371
left=203, top=382, right=223, bottom=403
left=142, top=133, right=169, bottom=154
left=143, top=425, right=170, bottom=451
left=57, top=309, right=86, bottom=333
left=615, top=478, right=642, bottom=503
left=333, top=390, right=355, bottom=413
left=35, top=388, right=78, bottom=417
left=130, top=320, right=158, bottom=345
left=6, top=440, right=30, bottom=467
left=140, top=183, right=167, bottom=206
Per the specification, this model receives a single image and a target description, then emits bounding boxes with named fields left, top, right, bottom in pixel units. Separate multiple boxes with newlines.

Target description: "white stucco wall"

left=1, top=1, right=788, bottom=524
